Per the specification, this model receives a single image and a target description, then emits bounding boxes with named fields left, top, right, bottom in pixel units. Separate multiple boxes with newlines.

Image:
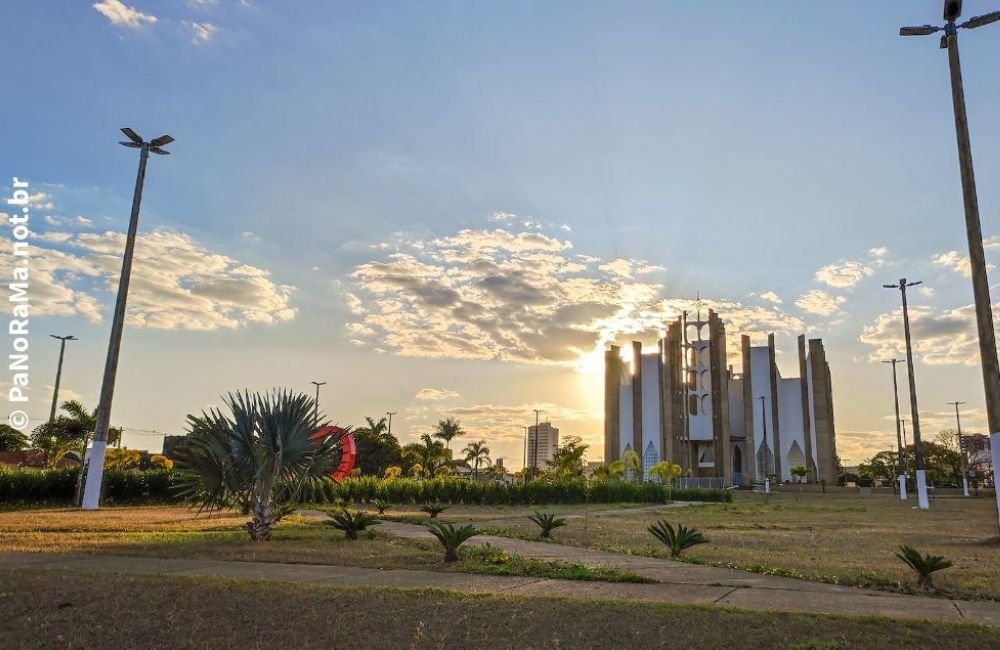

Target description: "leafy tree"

left=591, top=460, right=625, bottom=481
left=648, top=461, right=682, bottom=484
left=546, top=436, right=588, bottom=479
left=462, top=440, right=491, bottom=481
left=857, top=452, right=896, bottom=484
left=790, top=465, right=809, bottom=483
left=0, top=424, right=28, bottom=452
left=149, top=454, right=174, bottom=471
left=432, top=417, right=465, bottom=450
left=353, top=416, right=402, bottom=476
left=104, top=448, right=140, bottom=470
left=383, top=465, right=402, bottom=481
left=174, top=389, right=346, bottom=541
left=621, top=449, right=642, bottom=482
left=402, top=434, right=450, bottom=477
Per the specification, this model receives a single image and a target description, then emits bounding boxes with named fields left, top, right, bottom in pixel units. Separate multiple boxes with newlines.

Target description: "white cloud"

left=815, top=260, right=873, bottom=289
left=93, top=0, right=157, bottom=28
left=932, top=250, right=994, bottom=278
left=184, top=21, right=218, bottom=44
left=346, top=219, right=805, bottom=367
left=414, top=388, right=460, bottom=401
left=755, top=291, right=783, bottom=304
left=0, top=221, right=296, bottom=330
left=859, top=302, right=995, bottom=366
left=795, top=290, right=846, bottom=316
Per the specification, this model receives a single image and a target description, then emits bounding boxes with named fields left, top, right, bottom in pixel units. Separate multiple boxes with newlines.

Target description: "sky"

left=2, top=1, right=999, bottom=469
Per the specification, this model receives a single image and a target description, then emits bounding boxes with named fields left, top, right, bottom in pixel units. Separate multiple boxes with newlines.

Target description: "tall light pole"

left=759, top=395, right=771, bottom=493
left=311, top=381, right=327, bottom=430
left=82, top=128, right=172, bottom=511
left=883, top=359, right=907, bottom=500
left=47, top=335, right=77, bottom=427
left=900, top=0, right=1000, bottom=523
left=884, top=278, right=929, bottom=510
left=386, top=411, right=397, bottom=437
left=530, top=409, right=543, bottom=481
left=948, top=400, right=969, bottom=497
left=522, top=426, right=528, bottom=481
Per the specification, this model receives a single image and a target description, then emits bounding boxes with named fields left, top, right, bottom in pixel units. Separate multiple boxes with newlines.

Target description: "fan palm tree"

left=433, top=417, right=465, bottom=450
left=463, top=440, right=491, bottom=480
left=174, top=389, right=347, bottom=541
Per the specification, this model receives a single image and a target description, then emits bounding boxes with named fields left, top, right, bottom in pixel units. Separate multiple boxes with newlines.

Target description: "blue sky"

left=2, top=1, right=999, bottom=467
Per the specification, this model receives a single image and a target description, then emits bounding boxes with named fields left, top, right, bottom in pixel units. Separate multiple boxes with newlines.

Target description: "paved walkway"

left=2, top=548, right=998, bottom=627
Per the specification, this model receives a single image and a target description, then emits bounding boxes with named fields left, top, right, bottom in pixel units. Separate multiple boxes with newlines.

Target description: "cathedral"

left=603, top=309, right=838, bottom=485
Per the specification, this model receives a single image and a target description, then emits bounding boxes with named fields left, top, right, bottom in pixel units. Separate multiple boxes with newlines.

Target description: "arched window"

left=688, top=394, right=698, bottom=416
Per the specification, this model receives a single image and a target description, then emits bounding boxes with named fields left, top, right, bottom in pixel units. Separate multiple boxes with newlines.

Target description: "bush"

left=307, top=477, right=731, bottom=506
left=326, top=509, right=379, bottom=540
left=426, top=521, right=481, bottom=562
left=0, top=468, right=180, bottom=505
left=648, top=520, right=709, bottom=558
left=528, top=512, right=568, bottom=538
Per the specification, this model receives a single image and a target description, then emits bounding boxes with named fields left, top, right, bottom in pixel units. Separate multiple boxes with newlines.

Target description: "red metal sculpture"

left=311, top=425, right=356, bottom=480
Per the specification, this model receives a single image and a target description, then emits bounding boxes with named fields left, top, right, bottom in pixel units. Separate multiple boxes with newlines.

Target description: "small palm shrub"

left=421, top=502, right=448, bottom=518
left=373, top=498, right=390, bottom=515
left=648, top=521, right=708, bottom=558
left=327, top=509, right=379, bottom=540
left=426, top=521, right=482, bottom=562
left=896, top=545, right=953, bottom=590
left=528, top=512, right=568, bottom=538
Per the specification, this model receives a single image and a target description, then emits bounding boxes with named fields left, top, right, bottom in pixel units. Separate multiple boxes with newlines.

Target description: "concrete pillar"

left=768, top=333, right=783, bottom=481
left=809, top=339, right=838, bottom=484
left=632, top=341, right=643, bottom=475
left=604, top=345, right=621, bottom=463
left=741, top=335, right=756, bottom=484
left=797, top=334, right=816, bottom=481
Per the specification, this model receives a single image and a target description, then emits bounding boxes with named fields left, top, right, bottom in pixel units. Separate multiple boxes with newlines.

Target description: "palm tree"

left=621, top=449, right=642, bottom=482
left=463, top=440, right=491, bottom=481
left=433, top=417, right=465, bottom=450
left=175, top=389, right=347, bottom=541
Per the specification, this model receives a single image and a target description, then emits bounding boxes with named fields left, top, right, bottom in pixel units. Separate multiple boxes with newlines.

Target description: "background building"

left=527, top=422, right=559, bottom=471
left=604, top=309, right=837, bottom=485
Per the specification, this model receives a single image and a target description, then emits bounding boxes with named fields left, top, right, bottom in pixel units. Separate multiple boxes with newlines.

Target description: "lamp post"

left=386, top=411, right=397, bottom=437
left=82, top=128, right=172, bottom=511
left=522, top=426, right=528, bottom=481
left=759, top=395, right=771, bottom=494
left=947, top=401, right=969, bottom=497
left=884, top=278, right=929, bottom=510
left=883, top=359, right=907, bottom=500
left=47, top=335, right=77, bottom=428
left=311, top=381, right=327, bottom=430
left=900, top=0, right=1000, bottom=522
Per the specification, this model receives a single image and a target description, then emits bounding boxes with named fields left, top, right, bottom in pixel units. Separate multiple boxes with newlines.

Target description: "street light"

left=900, top=0, right=1000, bottom=525
left=311, top=381, right=327, bottom=430
left=47, top=335, right=77, bottom=427
left=81, top=128, right=172, bottom=511
left=386, top=411, right=397, bottom=437
left=884, top=278, right=929, bottom=509
left=882, top=359, right=907, bottom=500
left=947, top=400, right=969, bottom=497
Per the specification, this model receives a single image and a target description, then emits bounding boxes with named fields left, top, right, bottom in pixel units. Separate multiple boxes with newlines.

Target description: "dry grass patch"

left=2, top=569, right=998, bottom=649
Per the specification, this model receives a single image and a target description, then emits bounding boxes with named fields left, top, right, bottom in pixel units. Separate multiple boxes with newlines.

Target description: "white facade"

left=528, top=422, right=559, bottom=469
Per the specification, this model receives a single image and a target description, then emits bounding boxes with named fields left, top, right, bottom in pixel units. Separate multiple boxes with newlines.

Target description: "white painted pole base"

left=764, top=478, right=770, bottom=494
left=962, top=476, right=969, bottom=497
left=898, top=475, right=907, bottom=500
left=991, top=433, right=1000, bottom=535
left=915, top=469, right=929, bottom=510
left=81, top=440, right=108, bottom=510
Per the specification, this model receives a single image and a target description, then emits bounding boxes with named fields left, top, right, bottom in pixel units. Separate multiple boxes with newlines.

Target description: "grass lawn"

left=0, top=506, right=647, bottom=583
left=2, top=569, right=997, bottom=649
left=458, top=491, right=1000, bottom=600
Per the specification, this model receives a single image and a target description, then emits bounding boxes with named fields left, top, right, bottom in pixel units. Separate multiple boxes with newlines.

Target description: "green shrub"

left=648, top=520, right=709, bottom=557
left=310, top=477, right=730, bottom=507
left=421, top=502, right=448, bottom=518
left=326, top=509, right=379, bottom=540
left=896, top=545, right=952, bottom=590
left=0, top=468, right=179, bottom=505
left=528, top=512, right=568, bottom=538
left=373, top=498, right=390, bottom=514
left=426, top=521, right=481, bottom=562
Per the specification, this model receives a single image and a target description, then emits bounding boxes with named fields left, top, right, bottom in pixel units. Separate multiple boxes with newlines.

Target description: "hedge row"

left=0, top=470, right=731, bottom=506
left=0, top=468, right=180, bottom=505
left=303, top=476, right=732, bottom=506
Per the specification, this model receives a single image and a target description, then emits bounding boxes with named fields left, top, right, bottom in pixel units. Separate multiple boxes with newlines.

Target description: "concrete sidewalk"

left=2, top=550, right=998, bottom=628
